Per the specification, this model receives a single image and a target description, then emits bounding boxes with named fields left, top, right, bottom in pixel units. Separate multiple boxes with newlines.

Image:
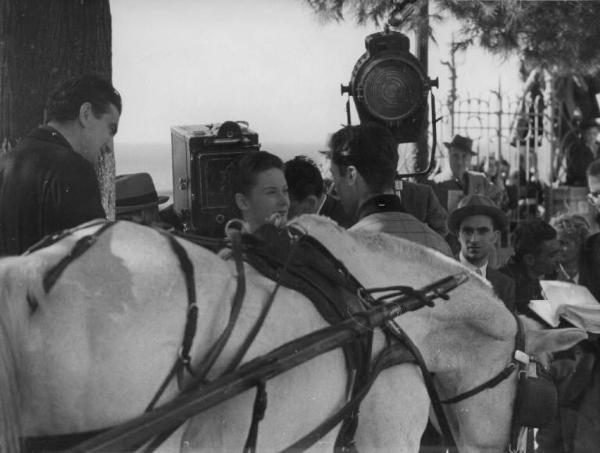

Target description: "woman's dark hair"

left=46, top=74, right=122, bottom=122
left=579, top=233, right=600, bottom=302
left=230, top=150, right=284, bottom=197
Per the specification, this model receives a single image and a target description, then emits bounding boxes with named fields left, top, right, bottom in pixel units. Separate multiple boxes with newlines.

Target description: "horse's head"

left=289, top=215, right=587, bottom=452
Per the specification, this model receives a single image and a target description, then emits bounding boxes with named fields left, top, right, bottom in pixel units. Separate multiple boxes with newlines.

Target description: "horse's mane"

left=290, top=215, right=515, bottom=341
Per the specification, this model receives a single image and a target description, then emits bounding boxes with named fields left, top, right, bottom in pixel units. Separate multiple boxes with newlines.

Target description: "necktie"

left=475, top=268, right=483, bottom=276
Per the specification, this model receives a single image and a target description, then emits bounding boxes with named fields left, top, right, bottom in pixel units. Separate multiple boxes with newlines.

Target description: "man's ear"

left=78, top=102, right=94, bottom=126
left=235, top=193, right=249, bottom=212
left=346, top=165, right=358, bottom=186
left=492, top=230, right=500, bottom=245
left=305, top=195, right=321, bottom=214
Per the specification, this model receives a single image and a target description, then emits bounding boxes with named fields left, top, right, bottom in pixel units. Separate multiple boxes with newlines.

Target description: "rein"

left=406, top=311, right=533, bottom=453
left=23, top=222, right=536, bottom=453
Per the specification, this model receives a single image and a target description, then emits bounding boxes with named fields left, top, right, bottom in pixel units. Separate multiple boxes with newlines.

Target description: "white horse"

left=0, top=215, right=585, bottom=452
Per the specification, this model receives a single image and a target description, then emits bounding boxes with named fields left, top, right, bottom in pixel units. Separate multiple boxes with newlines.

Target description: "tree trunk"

left=0, top=0, right=115, bottom=219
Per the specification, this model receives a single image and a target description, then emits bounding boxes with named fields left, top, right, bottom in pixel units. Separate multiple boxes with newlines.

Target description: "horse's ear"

left=527, top=327, right=588, bottom=354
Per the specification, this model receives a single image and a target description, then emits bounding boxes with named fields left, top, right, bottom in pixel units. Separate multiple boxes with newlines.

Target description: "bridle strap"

left=436, top=312, right=528, bottom=453
left=142, top=229, right=248, bottom=452
left=441, top=313, right=525, bottom=404
left=42, top=221, right=117, bottom=293
left=384, top=321, right=458, bottom=452
left=280, top=342, right=417, bottom=452
left=144, top=231, right=200, bottom=413
left=440, top=364, right=518, bottom=405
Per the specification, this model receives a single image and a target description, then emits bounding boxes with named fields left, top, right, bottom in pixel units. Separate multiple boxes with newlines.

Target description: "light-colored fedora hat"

left=447, top=194, right=508, bottom=234
left=116, top=173, right=169, bottom=214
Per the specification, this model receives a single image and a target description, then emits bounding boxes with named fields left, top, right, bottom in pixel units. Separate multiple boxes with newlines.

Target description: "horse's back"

left=14, top=221, right=234, bottom=435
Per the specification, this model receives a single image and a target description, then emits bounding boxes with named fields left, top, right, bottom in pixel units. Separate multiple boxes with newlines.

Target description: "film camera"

left=170, top=121, right=260, bottom=236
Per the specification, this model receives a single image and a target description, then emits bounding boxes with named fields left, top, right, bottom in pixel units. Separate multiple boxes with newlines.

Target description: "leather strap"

left=280, top=343, right=416, bottom=452
left=42, top=221, right=116, bottom=293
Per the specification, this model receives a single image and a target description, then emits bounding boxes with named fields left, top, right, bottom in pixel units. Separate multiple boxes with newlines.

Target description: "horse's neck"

left=293, top=215, right=517, bottom=367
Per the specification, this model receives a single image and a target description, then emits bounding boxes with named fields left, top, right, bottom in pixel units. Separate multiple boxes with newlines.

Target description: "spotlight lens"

left=362, top=59, right=424, bottom=121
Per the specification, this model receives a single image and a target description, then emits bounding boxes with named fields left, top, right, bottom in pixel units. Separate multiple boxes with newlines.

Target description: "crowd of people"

left=3, top=74, right=600, bottom=452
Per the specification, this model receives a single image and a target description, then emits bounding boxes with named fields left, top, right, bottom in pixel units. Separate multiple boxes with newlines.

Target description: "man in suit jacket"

left=447, top=194, right=516, bottom=311
left=429, top=134, right=505, bottom=212
left=397, top=179, right=448, bottom=237
left=320, top=179, right=449, bottom=236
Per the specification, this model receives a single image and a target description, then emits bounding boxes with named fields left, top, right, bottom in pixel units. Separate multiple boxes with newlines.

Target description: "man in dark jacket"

left=0, top=75, right=122, bottom=255
left=499, top=219, right=561, bottom=315
left=447, top=194, right=515, bottom=311
left=327, top=122, right=451, bottom=256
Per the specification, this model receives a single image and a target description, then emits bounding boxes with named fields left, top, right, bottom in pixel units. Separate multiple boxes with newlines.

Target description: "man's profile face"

left=458, top=215, right=498, bottom=265
left=448, top=147, right=471, bottom=179
left=330, top=161, right=358, bottom=216
left=587, top=173, right=600, bottom=213
left=81, top=103, right=120, bottom=163
left=530, top=238, right=561, bottom=277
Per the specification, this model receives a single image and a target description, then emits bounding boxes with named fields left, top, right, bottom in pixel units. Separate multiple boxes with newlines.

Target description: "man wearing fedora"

left=116, top=173, right=169, bottom=225
left=448, top=194, right=515, bottom=311
left=430, top=134, right=504, bottom=212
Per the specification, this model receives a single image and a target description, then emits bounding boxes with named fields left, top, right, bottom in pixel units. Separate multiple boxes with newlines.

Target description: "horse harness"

left=24, top=221, right=556, bottom=453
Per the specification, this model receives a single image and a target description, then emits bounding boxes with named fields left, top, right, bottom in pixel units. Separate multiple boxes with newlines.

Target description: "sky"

left=110, top=0, right=523, bottom=149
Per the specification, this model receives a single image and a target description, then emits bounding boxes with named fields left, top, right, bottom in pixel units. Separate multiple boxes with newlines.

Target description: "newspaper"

left=529, top=280, right=600, bottom=333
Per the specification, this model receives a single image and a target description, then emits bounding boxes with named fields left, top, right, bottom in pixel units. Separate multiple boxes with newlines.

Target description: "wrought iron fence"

left=432, top=90, right=554, bottom=185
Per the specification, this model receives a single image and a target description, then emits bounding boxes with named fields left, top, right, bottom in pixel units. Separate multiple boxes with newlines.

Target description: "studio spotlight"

left=341, top=30, right=437, bottom=143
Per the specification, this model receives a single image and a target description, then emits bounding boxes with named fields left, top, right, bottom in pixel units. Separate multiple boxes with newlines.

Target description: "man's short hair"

left=284, top=155, right=324, bottom=201
left=513, top=219, right=557, bottom=263
left=587, top=159, right=600, bottom=178
left=46, top=74, right=122, bottom=122
left=329, top=122, right=398, bottom=193
left=230, top=150, right=284, bottom=197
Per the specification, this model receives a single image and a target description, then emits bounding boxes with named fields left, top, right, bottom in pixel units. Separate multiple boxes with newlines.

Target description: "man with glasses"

left=586, top=159, right=600, bottom=234
left=327, top=122, right=451, bottom=256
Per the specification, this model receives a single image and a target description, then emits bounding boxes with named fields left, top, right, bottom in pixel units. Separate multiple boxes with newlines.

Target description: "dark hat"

left=447, top=194, right=508, bottom=234
left=116, top=173, right=169, bottom=214
left=444, top=134, right=476, bottom=155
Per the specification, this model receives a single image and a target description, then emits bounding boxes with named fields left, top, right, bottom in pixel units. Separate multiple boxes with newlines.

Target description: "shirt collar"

left=459, top=252, right=488, bottom=278
left=356, top=194, right=404, bottom=220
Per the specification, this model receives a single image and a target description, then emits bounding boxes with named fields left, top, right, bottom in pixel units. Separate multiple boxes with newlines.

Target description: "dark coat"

left=498, top=257, right=544, bottom=317
left=319, top=194, right=355, bottom=228
left=399, top=181, right=448, bottom=237
left=320, top=183, right=448, bottom=237
left=0, top=126, right=105, bottom=256
left=486, top=267, right=516, bottom=312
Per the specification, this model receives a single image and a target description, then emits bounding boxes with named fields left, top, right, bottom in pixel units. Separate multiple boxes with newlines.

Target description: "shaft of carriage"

left=68, top=272, right=468, bottom=453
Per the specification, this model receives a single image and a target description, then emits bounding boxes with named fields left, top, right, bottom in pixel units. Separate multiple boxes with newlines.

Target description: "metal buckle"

left=514, top=349, right=530, bottom=365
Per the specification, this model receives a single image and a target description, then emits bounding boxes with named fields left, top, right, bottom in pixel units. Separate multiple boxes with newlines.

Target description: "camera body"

left=170, top=121, right=260, bottom=236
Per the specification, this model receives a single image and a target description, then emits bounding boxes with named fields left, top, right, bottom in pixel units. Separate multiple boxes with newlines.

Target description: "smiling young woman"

left=231, top=151, right=290, bottom=233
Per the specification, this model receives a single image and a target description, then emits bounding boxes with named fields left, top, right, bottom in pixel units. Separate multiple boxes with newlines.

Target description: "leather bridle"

left=391, top=311, right=536, bottom=453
